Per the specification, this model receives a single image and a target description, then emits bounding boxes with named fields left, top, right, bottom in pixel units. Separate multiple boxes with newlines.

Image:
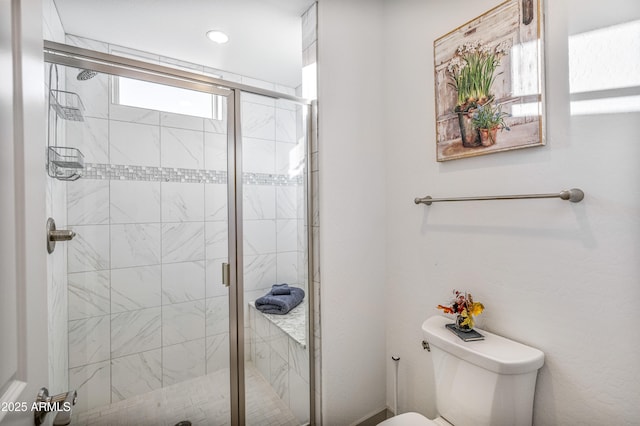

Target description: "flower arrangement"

left=446, top=40, right=511, bottom=113
left=437, top=290, right=485, bottom=330
left=471, top=102, right=511, bottom=131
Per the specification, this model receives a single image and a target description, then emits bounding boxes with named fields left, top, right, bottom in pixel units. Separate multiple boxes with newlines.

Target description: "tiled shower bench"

left=248, top=301, right=309, bottom=422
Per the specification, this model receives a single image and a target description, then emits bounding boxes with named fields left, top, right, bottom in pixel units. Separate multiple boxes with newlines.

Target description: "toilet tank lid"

left=422, top=316, right=544, bottom=375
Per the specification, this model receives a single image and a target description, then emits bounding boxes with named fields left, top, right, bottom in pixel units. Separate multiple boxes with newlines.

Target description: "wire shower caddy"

left=46, top=64, right=86, bottom=181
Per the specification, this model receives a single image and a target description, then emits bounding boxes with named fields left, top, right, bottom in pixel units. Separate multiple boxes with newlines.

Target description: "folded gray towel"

left=272, top=284, right=291, bottom=295
left=255, top=286, right=305, bottom=315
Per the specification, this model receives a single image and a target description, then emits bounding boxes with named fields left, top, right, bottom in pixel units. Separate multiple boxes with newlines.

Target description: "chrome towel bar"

left=414, top=188, right=584, bottom=206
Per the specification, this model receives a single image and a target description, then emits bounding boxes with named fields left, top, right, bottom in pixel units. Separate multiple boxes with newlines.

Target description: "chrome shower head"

left=76, top=69, right=97, bottom=81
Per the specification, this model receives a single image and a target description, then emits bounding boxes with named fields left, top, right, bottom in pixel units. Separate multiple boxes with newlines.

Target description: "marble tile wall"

left=249, top=305, right=310, bottom=424
left=63, top=35, right=307, bottom=414
left=240, top=87, right=310, bottom=423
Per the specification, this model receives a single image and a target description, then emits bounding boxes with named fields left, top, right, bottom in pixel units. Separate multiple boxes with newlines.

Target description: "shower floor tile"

left=72, top=363, right=300, bottom=426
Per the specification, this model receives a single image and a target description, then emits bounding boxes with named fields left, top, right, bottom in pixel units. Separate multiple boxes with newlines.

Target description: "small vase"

left=479, top=127, right=498, bottom=147
left=457, top=112, right=481, bottom=147
left=455, top=314, right=473, bottom=332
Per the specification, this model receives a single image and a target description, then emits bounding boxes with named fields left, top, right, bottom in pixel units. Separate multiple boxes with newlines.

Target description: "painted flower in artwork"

left=446, top=40, right=511, bottom=112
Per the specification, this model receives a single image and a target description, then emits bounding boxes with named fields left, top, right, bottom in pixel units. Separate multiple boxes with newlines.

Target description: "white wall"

left=383, top=0, right=640, bottom=425
left=317, top=0, right=388, bottom=423
left=319, top=0, right=639, bottom=423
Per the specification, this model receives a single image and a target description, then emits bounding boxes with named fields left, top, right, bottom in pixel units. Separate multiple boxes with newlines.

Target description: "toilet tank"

left=423, top=316, right=544, bottom=426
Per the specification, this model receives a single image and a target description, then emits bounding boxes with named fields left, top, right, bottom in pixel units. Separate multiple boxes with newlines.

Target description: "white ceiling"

left=53, top=0, right=315, bottom=88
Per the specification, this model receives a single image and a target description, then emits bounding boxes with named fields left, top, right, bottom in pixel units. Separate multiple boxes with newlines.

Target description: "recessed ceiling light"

left=206, top=30, right=229, bottom=44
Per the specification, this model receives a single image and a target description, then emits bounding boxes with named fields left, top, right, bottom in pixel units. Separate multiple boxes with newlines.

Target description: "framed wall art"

left=434, top=0, right=545, bottom=161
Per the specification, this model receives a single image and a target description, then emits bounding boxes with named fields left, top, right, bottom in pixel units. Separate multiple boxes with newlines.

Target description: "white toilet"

left=379, top=316, right=544, bottom=426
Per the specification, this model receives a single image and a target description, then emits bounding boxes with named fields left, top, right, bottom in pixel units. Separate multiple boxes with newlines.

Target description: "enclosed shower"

left=42, top=24, right=316, bottom=425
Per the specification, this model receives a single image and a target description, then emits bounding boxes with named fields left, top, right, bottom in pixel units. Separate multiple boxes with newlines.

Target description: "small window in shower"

left=113, top=76, right=224, bottom=120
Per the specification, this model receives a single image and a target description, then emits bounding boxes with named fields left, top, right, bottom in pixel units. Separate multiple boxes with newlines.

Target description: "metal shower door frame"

left=43, top=41, right=315, bottom=426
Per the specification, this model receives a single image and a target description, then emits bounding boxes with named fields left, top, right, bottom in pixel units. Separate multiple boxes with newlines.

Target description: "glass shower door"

left=45, top=60, right=235, bottom=425
left=241, top=92, right=311, bottom=425
left=44, top=44, right=314, bottom=425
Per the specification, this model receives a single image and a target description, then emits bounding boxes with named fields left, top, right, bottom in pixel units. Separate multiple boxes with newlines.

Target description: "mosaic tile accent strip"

left=82, top=163, right=303, bottom=186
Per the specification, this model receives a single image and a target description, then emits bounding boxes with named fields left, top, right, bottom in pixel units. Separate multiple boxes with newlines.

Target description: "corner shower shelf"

left=49, top=89, right=85, bottom=121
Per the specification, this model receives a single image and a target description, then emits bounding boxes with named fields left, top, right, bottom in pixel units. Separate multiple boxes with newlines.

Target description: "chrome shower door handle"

left=52, top=390, right=77, bottom=426
left=47, top=217, right=76, bottom=254
left=222, top=262, right=230, bottom=287
left=34, top=387, right=77, bottom=426
left=49, top=229, right=76, bottom=242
